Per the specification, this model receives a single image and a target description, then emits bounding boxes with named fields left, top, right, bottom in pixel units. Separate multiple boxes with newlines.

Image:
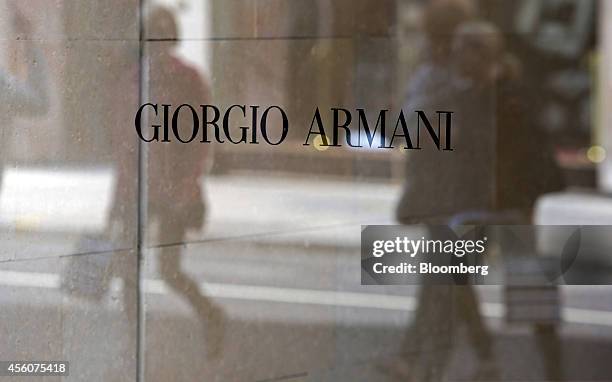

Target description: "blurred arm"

left=0, top=45, right=49, bottom=116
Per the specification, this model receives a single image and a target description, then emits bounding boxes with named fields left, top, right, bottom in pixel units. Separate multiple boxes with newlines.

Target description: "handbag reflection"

left=61, top=235, right=114, bottom=301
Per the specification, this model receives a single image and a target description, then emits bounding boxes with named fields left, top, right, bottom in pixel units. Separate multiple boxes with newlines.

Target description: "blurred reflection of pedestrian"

left=391, top=6, right=512, bottom=379
left=453, top=22, right=565, bottom=381
left=390, top=18, right=566, bottom=381
left=389, top=2, right=498, bottom=381
left=104, top=5, right=225, bottom=360
left=144, top=6, right=226, bottom=359
left=396, top=0, right=484, bottom=221
left=0, top=5, right=49, bottom=186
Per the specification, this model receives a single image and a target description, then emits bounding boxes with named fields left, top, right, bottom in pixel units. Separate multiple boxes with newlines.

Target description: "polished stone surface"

left=1, top=1, right=611, bottom=381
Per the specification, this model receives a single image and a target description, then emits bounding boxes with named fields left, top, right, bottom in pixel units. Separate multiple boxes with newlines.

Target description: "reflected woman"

left=144, top=5, right=226, bottom=359
left=109, top=5, right=226, bottom=360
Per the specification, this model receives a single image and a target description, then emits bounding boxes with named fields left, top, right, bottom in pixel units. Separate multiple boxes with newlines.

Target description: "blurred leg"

left=534, top=323, right=563, bottom=381
left=455, top=285, right=493, bottom=360
left=455, top=285, right=499, bottom=380
left=157, top=217, right=226, bottom=359
left=415, top=285, right=455, bottom=382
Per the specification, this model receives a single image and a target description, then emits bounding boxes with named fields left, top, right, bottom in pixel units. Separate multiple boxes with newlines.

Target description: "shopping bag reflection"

left=61, top=235, right=113, bottom=301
